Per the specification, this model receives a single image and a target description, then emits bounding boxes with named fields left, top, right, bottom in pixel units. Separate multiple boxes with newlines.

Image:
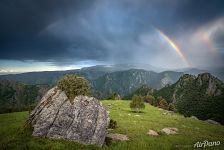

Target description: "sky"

left=0, top=0, right=224, bottom=74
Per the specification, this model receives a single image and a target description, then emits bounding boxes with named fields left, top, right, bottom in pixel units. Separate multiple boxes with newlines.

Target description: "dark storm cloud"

left=175, top=0, right=224, bottom=27
left=0, top=0, right=96, bottom=62
left=0, top=0, right=224, bottom=67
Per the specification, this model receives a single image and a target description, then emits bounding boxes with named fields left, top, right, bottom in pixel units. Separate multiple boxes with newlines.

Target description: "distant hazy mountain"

left=0, top=64, right=165, bottom=85
left=0, top=64, right=223, bottom=99
left=92, top=69, right=183, bottom=98
left=175, top=67, right=224, bottom=80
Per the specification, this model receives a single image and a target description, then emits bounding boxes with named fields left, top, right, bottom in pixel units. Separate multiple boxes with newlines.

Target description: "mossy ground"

left=0, top=100, right=224, bottom=150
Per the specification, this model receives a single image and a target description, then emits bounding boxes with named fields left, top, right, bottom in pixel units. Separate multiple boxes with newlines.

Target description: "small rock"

left=191, top=116, right=198, bottom=120
left=106, top=133, right=129, bottom=141
left=135, top=115, right=140, bottom=117
left=206, top=119, right=221, bottom=125
left=128, top=113, right=131, bottom=116
left=162, top=112, right=168, bottom=115
left=147, top=130, right=159, bottom=136
left=161, top=127, right=178, bottom=135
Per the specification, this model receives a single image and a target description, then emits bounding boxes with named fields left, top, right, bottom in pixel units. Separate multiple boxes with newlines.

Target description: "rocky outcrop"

left=196, top=73, right=223, bottom=96
left=28, top=87, right=109, bottom=147
left=169, top=73, right=224, bottom=103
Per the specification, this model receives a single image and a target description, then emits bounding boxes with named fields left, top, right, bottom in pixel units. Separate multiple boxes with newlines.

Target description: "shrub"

left=107, top=92, right=121, bottom=100
left=152, top=97, right=160, bottom=106
left=143, top=95, right=155, bottom=105
left=168, top=103, right=176, bottom=111
left=158, top=98, right=169, bottom=110
left=109, top=119, right=117, bottom=129
left=130, top=95, right=145, bottom=112
left=57, top=74, right=90, bottom=103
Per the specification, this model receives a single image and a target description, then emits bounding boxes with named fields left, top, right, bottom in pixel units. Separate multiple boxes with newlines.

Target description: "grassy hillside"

left=0, top=100, right=224, bottom=150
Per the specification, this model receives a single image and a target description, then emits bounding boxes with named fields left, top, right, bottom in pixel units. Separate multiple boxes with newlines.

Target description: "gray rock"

left=28, top=87, right=109, bottom=147
left=161, top=127, right=178, bottom=135
left=206, top=119, right=221, bottom=125
left=147, top=129, right=159, bottom=136
left=106, top=133, right=129, bottom=141
left=191, top=116, right=198, bottom=120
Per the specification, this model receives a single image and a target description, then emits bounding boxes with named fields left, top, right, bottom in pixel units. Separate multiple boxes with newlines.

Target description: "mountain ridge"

left=155, top=73, right=224, bottom=124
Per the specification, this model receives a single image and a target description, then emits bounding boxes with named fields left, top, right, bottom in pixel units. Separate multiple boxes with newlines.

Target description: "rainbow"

left=155, top=29, right=191, bottom=67
left=200, top=31, right=217, bottom=53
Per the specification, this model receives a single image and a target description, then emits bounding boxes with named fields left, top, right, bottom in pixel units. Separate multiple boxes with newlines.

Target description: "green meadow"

left=0, top=100, right=223, bottom=150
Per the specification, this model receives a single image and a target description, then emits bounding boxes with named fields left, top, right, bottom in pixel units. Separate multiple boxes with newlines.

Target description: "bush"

left=152, top=97, right=160, bottom=106
left=158, top=97, right=169, bottom=110
left=57, top=74, right=90, bottom=103
left=130, top=95, right=145, bottom=112
left=168, top=103, right=176, bottom=111
left=143, top=95, right=155, bottom=105
left=107, top=92, right=121, bottom=100
left=109, top=119, right=117, bottom=129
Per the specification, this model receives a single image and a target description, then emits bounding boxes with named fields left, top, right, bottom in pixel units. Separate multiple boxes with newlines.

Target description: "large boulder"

left=28, top=87, right=109, bottom=147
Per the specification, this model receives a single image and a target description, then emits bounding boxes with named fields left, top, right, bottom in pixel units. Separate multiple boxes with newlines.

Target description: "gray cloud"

left=0, top=0, right=224, bottom=69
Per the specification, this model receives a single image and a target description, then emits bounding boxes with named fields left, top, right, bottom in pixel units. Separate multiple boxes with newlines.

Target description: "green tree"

left=57, top=74, right=90, bottom=103
left=130, top=95, right=145, bottom=112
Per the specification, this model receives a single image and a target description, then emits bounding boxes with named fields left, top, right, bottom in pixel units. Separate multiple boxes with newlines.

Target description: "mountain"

left=125, top=85, right=154, bottom=99
left=1, top=64, right=223, bottom=100
left=92, top=69, right=183, bottom=98
left=0, top=80, right=50, bottom=113
left=0, top=70, right=77, bottom=85
left=0, top=64, right=163, bottom=85
left=0, top=68, right=111, bottom=85
left=175, top=67, right=224, bottom=80
left=0, top=64, right=183, bottom=108
left=208, top=67, right=224, bottom=81
left=1, top=64, right=222, bottom=86
left=155, top=73, right=224, bottom=124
